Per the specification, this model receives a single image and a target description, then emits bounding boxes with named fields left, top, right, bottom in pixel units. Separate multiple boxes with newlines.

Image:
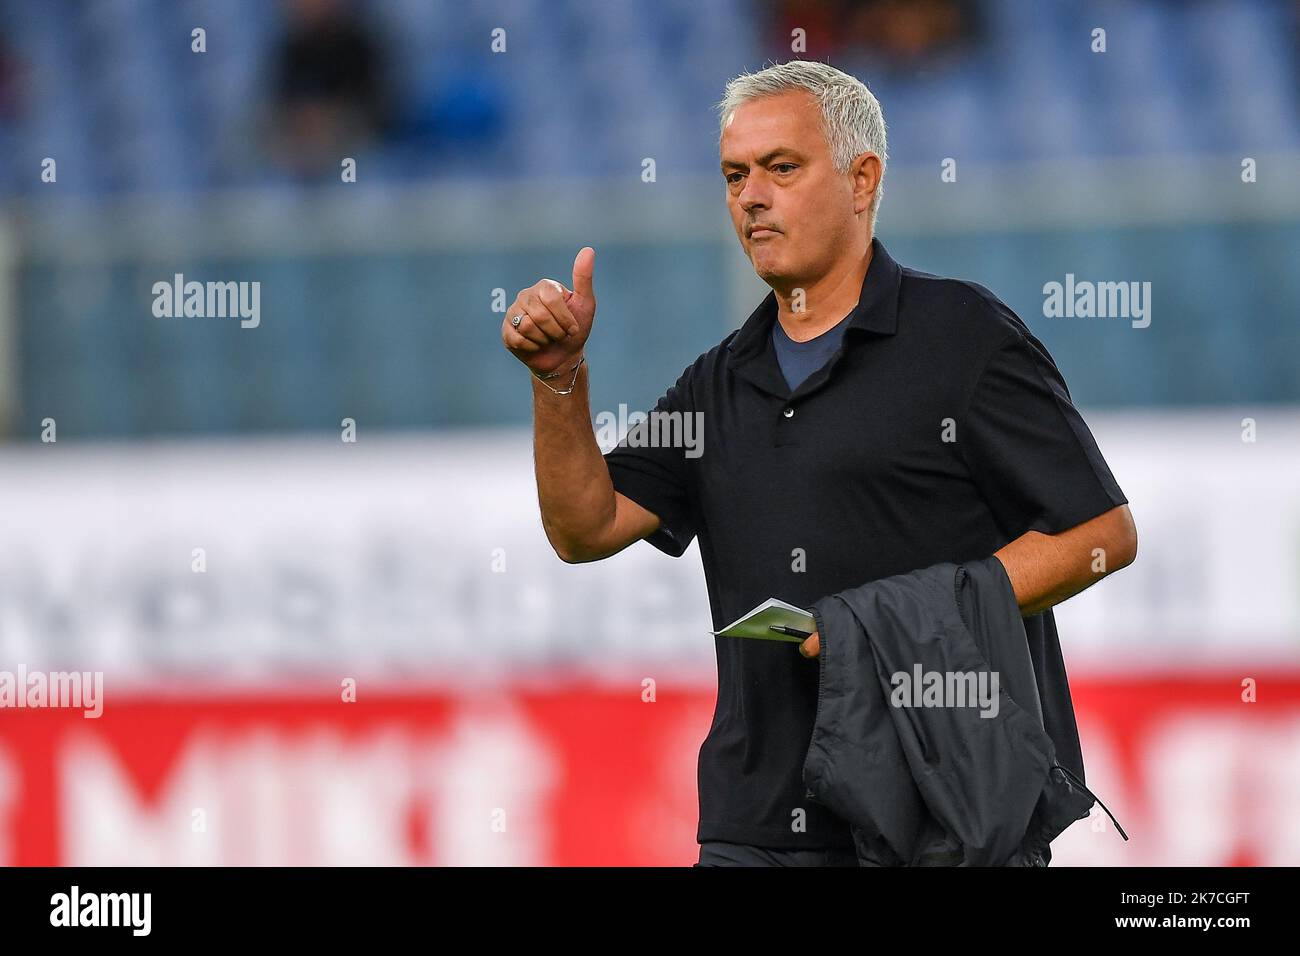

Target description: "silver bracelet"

left=532, top=356, right=581, bottom=380
left=532, top=356, right=585, bottom=395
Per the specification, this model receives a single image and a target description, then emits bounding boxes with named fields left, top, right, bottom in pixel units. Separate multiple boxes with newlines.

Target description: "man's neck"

left=773, top=238, right=874, bottom=343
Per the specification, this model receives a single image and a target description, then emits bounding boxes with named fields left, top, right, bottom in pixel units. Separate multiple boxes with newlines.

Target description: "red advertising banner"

left=1, top=675, right=1296, bottom=866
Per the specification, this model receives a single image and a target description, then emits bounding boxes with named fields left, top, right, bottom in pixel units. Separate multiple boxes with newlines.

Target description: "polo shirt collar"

left=726, top=236, right=902, bottom=370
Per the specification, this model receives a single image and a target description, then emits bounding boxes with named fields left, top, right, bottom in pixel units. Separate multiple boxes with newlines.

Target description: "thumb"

left=571, top=246, right=595, bottom=303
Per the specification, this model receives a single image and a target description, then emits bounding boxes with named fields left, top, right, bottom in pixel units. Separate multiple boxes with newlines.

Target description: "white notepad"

left=711, top=598, right=816, bottom=643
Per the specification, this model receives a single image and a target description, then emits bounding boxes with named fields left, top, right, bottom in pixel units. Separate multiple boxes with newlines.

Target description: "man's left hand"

left=798, top=630, right=820, bottom=658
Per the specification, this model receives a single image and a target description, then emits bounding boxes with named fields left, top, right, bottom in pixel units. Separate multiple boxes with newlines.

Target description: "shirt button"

left=782, top=406, right=795, bottom=418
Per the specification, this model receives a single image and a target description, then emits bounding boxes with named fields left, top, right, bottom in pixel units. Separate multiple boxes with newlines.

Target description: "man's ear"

left=852, top=152, right=882, bottom=215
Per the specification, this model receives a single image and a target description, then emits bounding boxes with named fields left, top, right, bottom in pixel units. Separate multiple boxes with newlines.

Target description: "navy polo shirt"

left=603, top=237, right=1128, bottom=850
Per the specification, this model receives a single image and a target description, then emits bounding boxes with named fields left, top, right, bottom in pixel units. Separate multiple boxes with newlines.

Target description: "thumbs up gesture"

left=502, top=247, right=596, bottom=378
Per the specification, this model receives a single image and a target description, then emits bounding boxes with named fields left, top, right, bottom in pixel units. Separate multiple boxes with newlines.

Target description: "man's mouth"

left=749, top=226, right=779, bottom=238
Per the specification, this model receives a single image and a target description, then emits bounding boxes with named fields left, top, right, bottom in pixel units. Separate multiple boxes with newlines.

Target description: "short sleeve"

left=603, top=363, right=699, bottom=557
left=958, top=330, right=1127, bottom=539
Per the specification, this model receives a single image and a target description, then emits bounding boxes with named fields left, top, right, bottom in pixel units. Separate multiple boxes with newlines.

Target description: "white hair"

left=717, top=60, right=888, bottom=230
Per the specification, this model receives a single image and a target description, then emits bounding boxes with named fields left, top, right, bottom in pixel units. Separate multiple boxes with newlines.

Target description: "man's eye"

left=725, top=173, right=743, bottom=184
left=774, top=163, right=796, bottom=173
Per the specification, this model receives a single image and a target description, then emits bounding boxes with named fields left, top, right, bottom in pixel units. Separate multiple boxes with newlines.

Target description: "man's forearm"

left=531, top=359, right=615, bottom=560
left=994, top=504, right=1137, bottom=616
left=799, top=504, right=1136, bottom=659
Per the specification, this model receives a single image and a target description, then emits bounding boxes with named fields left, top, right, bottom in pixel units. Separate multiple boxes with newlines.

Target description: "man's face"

left=720, top=89, right=860, bottom=285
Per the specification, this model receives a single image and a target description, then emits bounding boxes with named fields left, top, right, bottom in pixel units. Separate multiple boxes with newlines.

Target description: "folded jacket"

left=802, top=554, right=1127, bottom=866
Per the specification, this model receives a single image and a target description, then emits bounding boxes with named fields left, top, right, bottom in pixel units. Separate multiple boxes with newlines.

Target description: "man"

left=500, top=60, right=1137, bottom=866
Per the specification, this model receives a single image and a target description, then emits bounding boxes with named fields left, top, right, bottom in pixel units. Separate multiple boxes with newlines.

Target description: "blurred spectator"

left=770, top=0, right=982, bottom=68
left=0, top=38, right=21, bottom=193
left=0, top=38, right=20, bottom=124
left=769, top=0, right=848, bottom=57
left=271, top=0, right=393, bottom=178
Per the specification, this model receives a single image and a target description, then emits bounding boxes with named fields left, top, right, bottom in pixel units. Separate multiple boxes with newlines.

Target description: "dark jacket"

left=802, top=554, right=1127, bottom=866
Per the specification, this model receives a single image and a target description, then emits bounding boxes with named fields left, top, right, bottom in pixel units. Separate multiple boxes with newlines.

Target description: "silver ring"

left=511, top=314, right=523, bottom=328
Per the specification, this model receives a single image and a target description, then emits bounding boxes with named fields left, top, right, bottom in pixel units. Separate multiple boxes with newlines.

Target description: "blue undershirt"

left=771, top=311, right=854, bottom=392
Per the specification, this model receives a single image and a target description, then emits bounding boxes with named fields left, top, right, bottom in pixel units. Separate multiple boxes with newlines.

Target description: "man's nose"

left=740, top=196, right=767, bottom=215
left=738, top=175, right=769, bottom=212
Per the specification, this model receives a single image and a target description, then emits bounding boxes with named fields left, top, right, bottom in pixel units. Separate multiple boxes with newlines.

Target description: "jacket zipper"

left=1052, top=762, right=1129, bottom=841
left=805, top=603, right=828, bottom=802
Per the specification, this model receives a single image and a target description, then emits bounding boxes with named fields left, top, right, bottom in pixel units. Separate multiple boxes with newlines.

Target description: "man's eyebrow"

left=720, top=148, right=805, bottom=171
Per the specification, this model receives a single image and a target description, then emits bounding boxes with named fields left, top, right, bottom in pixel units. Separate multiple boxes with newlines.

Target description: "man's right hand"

left=502, top=247, right=596, bottom=378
